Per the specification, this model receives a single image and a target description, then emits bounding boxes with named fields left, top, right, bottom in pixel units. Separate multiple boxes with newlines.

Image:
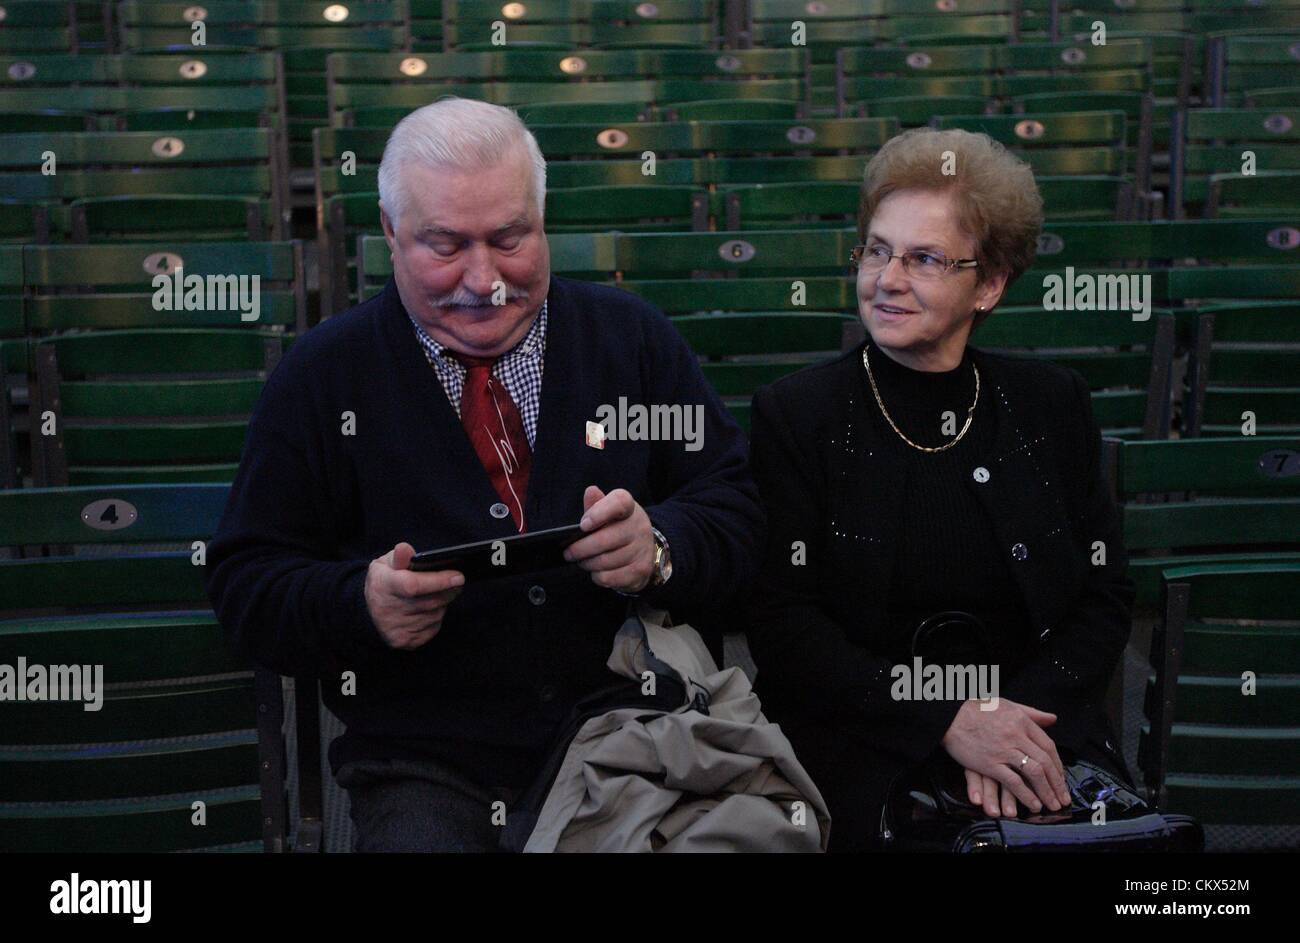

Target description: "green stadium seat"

left=529, top=116, right=893, bottom=158
left=22, top=241, right=306, bottom=337
left=0, top=52, right=286, bottom=128
left=0, top=483, right=262, bottom=851
left=0, top=482, right=321, bottom=851
left=326, top=48, right=812, bottom=127
left=975, top=308, right=1176, bottom=439
left=29, top=328, right=286, bottom=486
left=1142, top=562, right=1300, bottom=833
left=1207, top=169, right=1300, bottom=217
left=854, top=95, right=996, bottom=126
left=674, top=311, right=853, bottom=430
left=1243, top=85, right=1300, bottom=108
left=440, top=0, right=721, bottom=49
left=1186, top=301, right=1300, bottom=437
left=0, top=1, right=82, bottom=54
left=0, top=128, right=287, bottom=239
left=931, top=111, right=1136, bottom=200
left=1172, top=108, right=1300, bottom=217
left=1106, top=434, right=1300, bottom=608
left=837, top=39, right=1153, bottom=119
left=118, top=1, right=407, bottom=168
left=1208, top=30, right=1300, bottom=107
left=408, top=0, right=443, bottom=50
left=1013, top=91, right=1156, bottom=180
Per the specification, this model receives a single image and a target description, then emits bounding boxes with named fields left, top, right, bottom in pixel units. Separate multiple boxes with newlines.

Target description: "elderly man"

left=205, top=97, right=764, bottom=852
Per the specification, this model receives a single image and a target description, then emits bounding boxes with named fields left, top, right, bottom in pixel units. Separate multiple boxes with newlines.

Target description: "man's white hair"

left=378, top=97, right=547, bottom=226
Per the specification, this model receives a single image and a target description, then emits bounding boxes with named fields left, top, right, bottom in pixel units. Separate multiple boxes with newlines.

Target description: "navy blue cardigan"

left=205, top=276, right=764, bottom=786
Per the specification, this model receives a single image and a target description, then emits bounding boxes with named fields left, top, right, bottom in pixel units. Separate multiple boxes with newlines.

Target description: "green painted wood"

left=64, top=422, right=250, bottom=464
left=548, top=186, right=699, bottom=224
left=1164, top=562, right=1300, bottom=621
left=1162, top=775, right=1300, bottom=825
left=1130, top=552, right=1300, bottom=609
left=936, top=110, right=1127, bottom=144
left=0, top=128, right=272, bottom=167
left=61, top=378, right=265, bottom=418
left=619, top=276, right=855, bottom=314
left=1118, top=436, right=1300, bottom=494
left=0, top=790, right=261, bottom=853
left=69, top=196, right=270, bottom=241
left=329, top=46, right=797, bottom=83
left=858, top=95, right=991, bottom=124
left=1185, top=619, right=1300, bottom=674
left=0, top=556, right=213, bottom=611
left=1203, top=388, right=1300, bottom=426
left=5, top=680, right=257, bottom=744
left=0, top=613, right=242, bottom=683
left=1190, top=109, right=1300, bottom=141
left=69, top=464, right=239, bottom=485
left=1089, top=389, right=1147, bottom=428
left=0, top=735, right=259, bottom=802
left=0, top=86, right=279, bottom=115
left=699, top=360, right=822, bottom=395
left=1124, top=499, right=1300, bottom=551
left=1162, top=724, right=1300, bottom=775
left=40, top=329, right=279, bottom=373
left=1197, top=301, right=1300, bottom=342
left=118, top=1, right=409, bottom=28
left=672, top=313, right=850, bottom=356
left=974, top=308, right=1166, bottom=347
left=24, top=242, right=296, bottom=285
left=28, top=294, right=297, bottom=331
left=0, top=483, right=227, bottom=543
left=1145, top=673, right=1300, bottom=725
left=529, top=118, right=894, bottom=157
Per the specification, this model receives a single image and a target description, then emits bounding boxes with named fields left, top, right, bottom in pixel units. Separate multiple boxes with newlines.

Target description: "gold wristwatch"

left=648, top=526, right=673, bottom=587
left=618, top=526, right=672, bottom=597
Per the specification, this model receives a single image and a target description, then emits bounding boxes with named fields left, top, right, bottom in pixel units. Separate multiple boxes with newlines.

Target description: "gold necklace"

left=862, top=346, right=980, bottom=454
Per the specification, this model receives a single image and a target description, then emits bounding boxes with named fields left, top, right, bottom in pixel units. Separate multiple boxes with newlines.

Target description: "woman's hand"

left=942, top=698, right=1072, bottom=814
left=963, top=768, right=1022, bottom=818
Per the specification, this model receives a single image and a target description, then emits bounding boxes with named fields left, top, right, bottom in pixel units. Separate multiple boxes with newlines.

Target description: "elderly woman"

left=745, top=128, right=1135, bottom=852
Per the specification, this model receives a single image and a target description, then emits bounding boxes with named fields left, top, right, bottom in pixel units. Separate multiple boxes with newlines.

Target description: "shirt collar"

left=409, top=299, right=547, bottom=364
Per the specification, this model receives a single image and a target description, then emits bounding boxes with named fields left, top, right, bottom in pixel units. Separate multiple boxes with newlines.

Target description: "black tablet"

left=408, top=523, right=585, bottom=581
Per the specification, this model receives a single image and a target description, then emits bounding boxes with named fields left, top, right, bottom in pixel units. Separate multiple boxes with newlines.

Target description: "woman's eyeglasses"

left=850, top=244, right=979, bottom=280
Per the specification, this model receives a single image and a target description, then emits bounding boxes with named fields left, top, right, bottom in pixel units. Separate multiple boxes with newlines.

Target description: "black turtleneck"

left=861, top=341, right=1033, bottom=673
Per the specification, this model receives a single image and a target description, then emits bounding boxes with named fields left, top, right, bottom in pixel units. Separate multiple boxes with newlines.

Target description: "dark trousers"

left=781, top=720, right=903, bottom=853
left=337, top=758, right=520, bottom=853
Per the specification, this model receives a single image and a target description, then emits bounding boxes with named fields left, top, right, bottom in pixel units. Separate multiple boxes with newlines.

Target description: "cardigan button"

left=972, top=466, right=990, bottom=483
left=490, top=502, right=510, bottom=519
left=1011, top=542, right=1029, bottom=561
left=528, top=585, right=547, bottom=606
left=538, top=684, right=557, bottom=703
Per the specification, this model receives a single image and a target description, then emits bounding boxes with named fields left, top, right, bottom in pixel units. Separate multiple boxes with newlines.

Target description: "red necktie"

left=451, top=353, right=532, bottom=532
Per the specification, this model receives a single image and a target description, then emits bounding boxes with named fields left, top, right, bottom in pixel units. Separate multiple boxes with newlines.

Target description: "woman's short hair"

left=858, top=127, right=1043, bottom=323
left=378, top=96, right=547, bottom=227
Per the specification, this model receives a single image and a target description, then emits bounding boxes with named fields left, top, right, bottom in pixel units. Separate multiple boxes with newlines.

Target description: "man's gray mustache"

left=433, top=292, right=528, bottom=307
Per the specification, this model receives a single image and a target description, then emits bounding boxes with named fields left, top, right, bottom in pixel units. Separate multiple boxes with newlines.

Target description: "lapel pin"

left=585, top=420, right=606, bottom=450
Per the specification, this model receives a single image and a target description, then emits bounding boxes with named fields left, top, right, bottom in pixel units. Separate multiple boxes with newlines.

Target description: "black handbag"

left=879, top=755, right=1203, bottom=852
left=880, top=611, right=1203, bottom=852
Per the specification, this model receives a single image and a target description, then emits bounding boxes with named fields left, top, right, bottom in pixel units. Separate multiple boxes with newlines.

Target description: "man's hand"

left=563, top=485, right=656, bottom=594
left=364, top=542, right=464, bottom=650
left=941, top=697, right=1072, bottom=814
